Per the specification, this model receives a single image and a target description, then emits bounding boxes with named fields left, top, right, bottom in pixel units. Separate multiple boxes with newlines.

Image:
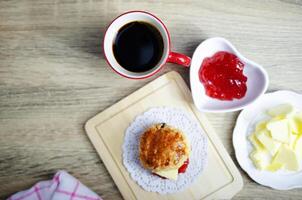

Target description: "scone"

left=139, top=123, right=190, bottom=180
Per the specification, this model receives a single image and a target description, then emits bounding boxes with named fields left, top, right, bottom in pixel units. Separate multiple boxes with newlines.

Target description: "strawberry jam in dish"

left=199, top=51, right=247, bottom=101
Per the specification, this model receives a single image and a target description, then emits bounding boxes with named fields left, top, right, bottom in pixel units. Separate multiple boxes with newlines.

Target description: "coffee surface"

left=113, top=21, right=164, bottom=73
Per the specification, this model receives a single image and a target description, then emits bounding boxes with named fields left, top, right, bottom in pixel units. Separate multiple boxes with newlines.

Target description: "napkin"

left=8, top=171, right=102, bottom=200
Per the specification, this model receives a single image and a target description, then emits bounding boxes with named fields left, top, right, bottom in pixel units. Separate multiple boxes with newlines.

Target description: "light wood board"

left=85, top=71, right=243, bottom=199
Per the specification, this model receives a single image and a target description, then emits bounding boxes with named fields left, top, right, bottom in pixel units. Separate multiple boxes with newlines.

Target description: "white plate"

left=190, top=37, right=269, bottom=113
left=233, top=90, right=302, bottom=190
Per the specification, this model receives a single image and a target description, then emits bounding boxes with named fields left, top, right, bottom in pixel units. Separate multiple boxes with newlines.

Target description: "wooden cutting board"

left=85, top=71, right=243, bottom=200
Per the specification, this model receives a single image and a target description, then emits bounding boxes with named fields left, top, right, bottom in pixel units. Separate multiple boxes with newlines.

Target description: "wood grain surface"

left=0, top=0, right=302, bottom=199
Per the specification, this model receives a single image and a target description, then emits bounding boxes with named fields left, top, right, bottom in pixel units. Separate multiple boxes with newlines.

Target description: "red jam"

left=199, top=51, right=247, bottom=100
left=178, top=159, right=189, bottom=173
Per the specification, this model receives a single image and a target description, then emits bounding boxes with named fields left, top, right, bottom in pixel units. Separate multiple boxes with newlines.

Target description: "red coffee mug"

left=103, top=11, right=191, bottom=79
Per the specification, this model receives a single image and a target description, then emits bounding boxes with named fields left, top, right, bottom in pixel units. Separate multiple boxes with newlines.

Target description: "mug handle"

left=167, top=52, right=191, bottom=67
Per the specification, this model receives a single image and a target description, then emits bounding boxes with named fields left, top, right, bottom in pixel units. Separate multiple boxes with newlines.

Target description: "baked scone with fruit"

left=139, top=123, right=190, bottom=180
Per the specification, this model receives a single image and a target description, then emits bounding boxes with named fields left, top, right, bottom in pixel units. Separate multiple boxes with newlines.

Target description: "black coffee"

left=113, top=21, right=164, bottom=73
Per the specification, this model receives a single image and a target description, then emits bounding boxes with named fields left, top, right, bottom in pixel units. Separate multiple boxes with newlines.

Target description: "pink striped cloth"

left=8, top=171, right=102, bottom=200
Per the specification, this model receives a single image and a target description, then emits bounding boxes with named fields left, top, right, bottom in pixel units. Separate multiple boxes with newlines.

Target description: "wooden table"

left=1, top=0, right=302, bottom=199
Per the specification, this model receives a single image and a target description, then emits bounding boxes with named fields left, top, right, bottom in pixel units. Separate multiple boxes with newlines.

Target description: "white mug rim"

left=103, top=10, right=171, bottom=79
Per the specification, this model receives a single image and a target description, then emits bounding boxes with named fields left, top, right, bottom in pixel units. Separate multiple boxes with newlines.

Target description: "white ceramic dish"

left=190, top=37, right=269, bottom=113
left=233, top=90, right=302, bottom=190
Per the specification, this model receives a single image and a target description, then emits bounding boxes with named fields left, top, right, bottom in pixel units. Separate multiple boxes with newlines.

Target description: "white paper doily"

left=122, top=107, right=208, bottom=194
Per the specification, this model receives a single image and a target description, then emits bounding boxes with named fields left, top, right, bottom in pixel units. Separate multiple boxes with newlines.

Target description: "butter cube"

left=294, top=112, right=302, bottom=120
left=155, top=169, right=178, bottom=180
left=271, top=115, right=286, bottom=121
left=267, top=104, right=294, bottom=117
left=267, top=119, right=290, bottom=143
left=294, top=135, right=302, bottom=159
left=255, top=121, right=267, bottom=131
left=266, top=163, right=283, bottom=172
left=256, top=129, right=281, bottom=156
left=250, top=150, right=271, bottom=170
left=289, top=114, right=302, bottom=134
left=290, top=133, right=298, bottom=149
left=248, top=133, right=265, bottom=150
left=272, top=145, right=299, bottom=171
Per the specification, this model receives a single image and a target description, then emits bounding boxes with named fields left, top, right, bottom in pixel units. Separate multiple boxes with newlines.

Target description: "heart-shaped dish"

left=190, top=37, right=269, bottom=113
